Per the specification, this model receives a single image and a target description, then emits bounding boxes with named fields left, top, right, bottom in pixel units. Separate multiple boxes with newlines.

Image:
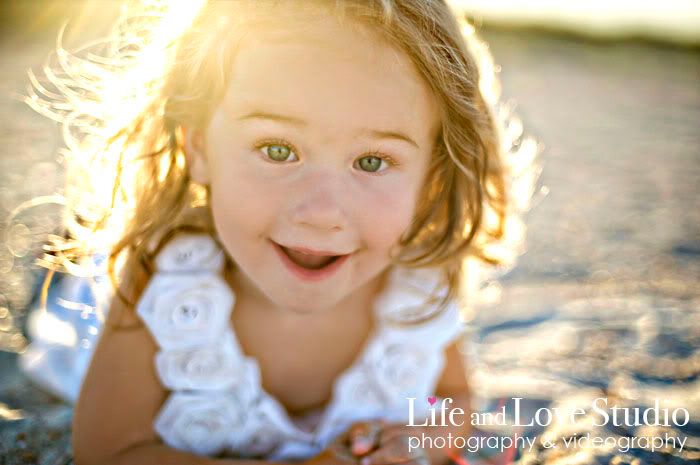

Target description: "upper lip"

left=273, top=240, right=351, bottom=256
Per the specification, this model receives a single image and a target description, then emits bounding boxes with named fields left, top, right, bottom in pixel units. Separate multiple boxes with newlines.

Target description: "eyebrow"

left=237, top=111, right=420, bottom=149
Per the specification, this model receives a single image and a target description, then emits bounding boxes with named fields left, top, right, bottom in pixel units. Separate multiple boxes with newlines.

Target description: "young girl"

left=19, top=0, right=535, bottom=463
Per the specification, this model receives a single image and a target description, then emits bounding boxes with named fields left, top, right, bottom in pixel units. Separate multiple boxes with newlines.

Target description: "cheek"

left=207, top=161, right=281, bottom=236
left=356, top=180, right=422, bottom=248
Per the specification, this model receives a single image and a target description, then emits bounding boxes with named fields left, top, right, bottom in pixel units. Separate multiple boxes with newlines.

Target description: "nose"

left=289, top=174, right=349, bottom=232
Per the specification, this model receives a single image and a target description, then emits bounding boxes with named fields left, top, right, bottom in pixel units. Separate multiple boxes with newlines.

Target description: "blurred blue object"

left=18, top=252, right=113, bottom=405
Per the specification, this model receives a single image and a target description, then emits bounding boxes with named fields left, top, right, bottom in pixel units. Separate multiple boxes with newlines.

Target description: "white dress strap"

left=136, top=232, right=267, bottom=456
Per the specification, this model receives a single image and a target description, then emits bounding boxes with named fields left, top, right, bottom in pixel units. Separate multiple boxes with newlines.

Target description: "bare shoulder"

left=72, top=253, right=167, bottom=465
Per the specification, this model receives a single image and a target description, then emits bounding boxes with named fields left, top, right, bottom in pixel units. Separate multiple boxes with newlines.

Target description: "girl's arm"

left=422, top=339, right=473, bottom=465
left=71, top=252, right=164, bottom=465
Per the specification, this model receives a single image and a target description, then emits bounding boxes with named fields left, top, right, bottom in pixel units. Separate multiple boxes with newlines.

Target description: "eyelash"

left=252, top=137, right=399, bottom=175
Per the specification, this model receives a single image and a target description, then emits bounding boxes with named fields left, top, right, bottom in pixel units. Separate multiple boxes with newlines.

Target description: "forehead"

left=220, top=8, right=441, bottom=146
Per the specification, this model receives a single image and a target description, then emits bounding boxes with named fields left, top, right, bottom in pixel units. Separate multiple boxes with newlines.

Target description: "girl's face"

left=186, top=9, right=441, bottom=315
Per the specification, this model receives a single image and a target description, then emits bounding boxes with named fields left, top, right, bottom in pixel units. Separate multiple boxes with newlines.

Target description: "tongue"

left=284, top=248, right=337, bottom=270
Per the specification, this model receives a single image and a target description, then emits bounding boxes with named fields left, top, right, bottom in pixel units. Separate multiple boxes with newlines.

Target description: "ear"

left=182, top=125, right=210, bottom=184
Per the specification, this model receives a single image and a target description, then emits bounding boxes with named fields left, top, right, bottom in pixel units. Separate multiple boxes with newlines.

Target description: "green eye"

left=266, top=144, right=293, bottom=162
left=358, top=155, right=383, bottom=173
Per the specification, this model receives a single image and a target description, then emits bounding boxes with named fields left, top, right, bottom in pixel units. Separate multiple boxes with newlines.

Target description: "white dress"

left=20, top=232, right=470, bottom=462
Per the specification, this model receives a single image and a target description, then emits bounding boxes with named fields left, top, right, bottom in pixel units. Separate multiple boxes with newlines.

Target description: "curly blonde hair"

left=26, top=0, right=539, bottom=329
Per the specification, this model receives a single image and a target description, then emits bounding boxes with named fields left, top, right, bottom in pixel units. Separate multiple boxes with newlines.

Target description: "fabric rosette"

left=339, top=368, right=386, bottom=409
left=389, top=301, right=465, bottom=347
left=230, top=404, right=287, bottom=457
left=362, top=340, right=434, bottom=425
left=372, top=341, right=430, bottom=396
left=374, top=267, right=465, bottom=349
left=136, top=273, right=234, bottom=350
left=155, top=391, right=248, bottom=456
left=154, top=233, right=225, bottom=273
left=373, top=267, right=449, bottom=324
left=155, top=331, right=255, bottom=391
left=238, top=432, right=284, bottom=458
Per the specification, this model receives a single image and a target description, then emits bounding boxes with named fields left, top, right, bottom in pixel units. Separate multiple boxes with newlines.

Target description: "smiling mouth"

left=279, top=245, right=342, bottom=270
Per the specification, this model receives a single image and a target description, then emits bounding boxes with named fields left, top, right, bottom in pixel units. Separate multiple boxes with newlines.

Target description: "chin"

left=268, top=288, right=345, bottom=315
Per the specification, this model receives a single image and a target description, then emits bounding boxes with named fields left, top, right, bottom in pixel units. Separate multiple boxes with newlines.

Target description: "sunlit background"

left=0, top=1, right=698, bottom=464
